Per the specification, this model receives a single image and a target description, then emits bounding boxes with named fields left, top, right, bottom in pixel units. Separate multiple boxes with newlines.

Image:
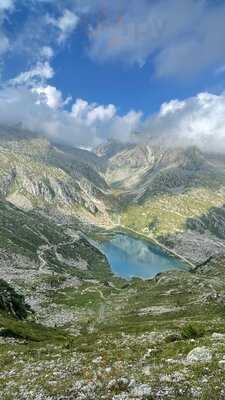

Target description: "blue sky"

left=49, top=49, right=225, bottom=116
left=1, top=0, right=225, bottom=149
left=3, top=0, right=225, bottom=115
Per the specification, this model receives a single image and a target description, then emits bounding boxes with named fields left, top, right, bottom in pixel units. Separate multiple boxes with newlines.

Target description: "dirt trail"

left=82, top=287, right=105, bottom=300
left=37, top=237, right=80, bottom=273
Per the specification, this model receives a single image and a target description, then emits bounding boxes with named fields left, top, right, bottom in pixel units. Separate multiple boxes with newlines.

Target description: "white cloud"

left=3, top=0, right=225, bottom=82
left=88, top=0, right=225, bottom=78
left=0, top=0, right=14, bottom=55
left=40, top=46, right=54, bottom=60
left=33, top=85, right=65, bottom=109
left=143, top=92, right=225, bottom=153
left=10, top=6, right=78, bottom=64
left=9, top=62, right=54, bottom=86
left=57, top=9, right=79, bottom=43
left=3, top=69, right=225, bottom=153
left=48, top=9, right=79, bottom=44
left=160, top=100, right=186, bottom=117
left=0, top=0, right=14, bottom=12
left=0, top=85, right=141, bottom=147
left=71, top=99, right=116, bottom=125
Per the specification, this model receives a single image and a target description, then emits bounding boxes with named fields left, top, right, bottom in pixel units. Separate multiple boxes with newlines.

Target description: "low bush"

left=181, top=323, right=205, bottom=339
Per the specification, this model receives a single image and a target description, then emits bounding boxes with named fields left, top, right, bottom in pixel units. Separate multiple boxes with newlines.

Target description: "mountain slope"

left=2, top=126, right=225, bottom=264
left=0, top=127, right=112, bottom=226
left=97, top=140, right=225, bottom=263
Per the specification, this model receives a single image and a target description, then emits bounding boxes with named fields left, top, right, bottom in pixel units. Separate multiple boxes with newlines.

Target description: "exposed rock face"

left=0, top=130, right=111, bottom=225
left=212, top=333, right=225, bottom=341
left=186, top=347, right=212, bottom=363
left=0, top=168, right=16, bottom=198
left=102, top=143, right=211, bottom=197
left=95, top=139, right=130, bottom=159
left=218, top=359, right=225, bottom=369
left=109, top=379, right=152, bottom=399
left=104, top=143, right=156, bottom=190
left=130, top=383, right=152, bottom=398
left=161, top=231, right=225, bottom=265
left=99, top=140, right=225, bottom=263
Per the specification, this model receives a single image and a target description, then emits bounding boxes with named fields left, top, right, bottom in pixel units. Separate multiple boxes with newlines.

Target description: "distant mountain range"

left=1, top=125, right=225, bottom=266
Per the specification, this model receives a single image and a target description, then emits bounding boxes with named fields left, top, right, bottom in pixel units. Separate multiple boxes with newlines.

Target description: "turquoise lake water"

left=99, top=234, right=187, bottom=279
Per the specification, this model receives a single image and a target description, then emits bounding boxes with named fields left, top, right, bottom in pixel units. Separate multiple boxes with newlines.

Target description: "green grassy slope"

left=1, top=256, right=225, bottom=399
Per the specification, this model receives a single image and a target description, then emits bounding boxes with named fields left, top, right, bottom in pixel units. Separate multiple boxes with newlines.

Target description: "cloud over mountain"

left=143, top=92, right=225, bottom=153
left=0, top=85, right=142, bottom=147
left=2, top=76, right=225, bottom=154
left=1, top=0, right=225, bottom=153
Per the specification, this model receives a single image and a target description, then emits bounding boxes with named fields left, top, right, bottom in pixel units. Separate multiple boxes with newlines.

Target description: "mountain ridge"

left=2, top=127, right=225, bottom=265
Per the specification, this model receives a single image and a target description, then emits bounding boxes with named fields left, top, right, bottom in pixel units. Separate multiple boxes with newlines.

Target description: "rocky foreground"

left=1, top=251, right=225, bottom=399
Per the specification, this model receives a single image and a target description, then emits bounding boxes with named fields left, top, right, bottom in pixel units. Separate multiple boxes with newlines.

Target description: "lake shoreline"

left=96, top=230, right=189, bottom=279
left=116, top=226, right=196, bottom=269
left=94, top=225, right=195, bottom=270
